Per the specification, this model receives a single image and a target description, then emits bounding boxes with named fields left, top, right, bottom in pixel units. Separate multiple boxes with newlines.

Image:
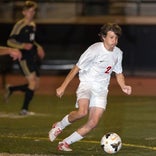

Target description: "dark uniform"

left=8, top=19, right=40, bottom=77
left=6, top=17, right=43, bottom=115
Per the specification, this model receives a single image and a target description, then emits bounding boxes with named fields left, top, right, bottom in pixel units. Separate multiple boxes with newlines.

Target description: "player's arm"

left=115, top=73, right=132, bottom=95
left=56, top=65, right=80, bottom=98
left=0, top=46, right=22, bottom=60
left=0, top=46, right=11, bottom=55
left=34, top=41, right=45, bottom=59
left=7, top=21, right=33, bottom=50
left=7, top=38, right=33, bottom=50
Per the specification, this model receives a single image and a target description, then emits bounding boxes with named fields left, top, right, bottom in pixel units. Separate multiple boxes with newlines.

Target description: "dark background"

left=0, top=23, right=156, bottom=74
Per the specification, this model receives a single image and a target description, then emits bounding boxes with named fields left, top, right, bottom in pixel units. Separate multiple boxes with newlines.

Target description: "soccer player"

left=5, top=1, right=45, bottom=115
left=0, top=46, right=21, bottom=60
left=49, top=23, right=132, bottom=151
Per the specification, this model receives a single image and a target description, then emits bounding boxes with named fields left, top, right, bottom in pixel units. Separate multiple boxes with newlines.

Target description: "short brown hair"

left=23, top=1, right=37, bottom=10
left=99, top=23, right=122, bottom=40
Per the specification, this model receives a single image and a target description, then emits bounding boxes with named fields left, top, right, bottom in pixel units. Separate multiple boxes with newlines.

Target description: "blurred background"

left=1, top=0, right=156, bottom=77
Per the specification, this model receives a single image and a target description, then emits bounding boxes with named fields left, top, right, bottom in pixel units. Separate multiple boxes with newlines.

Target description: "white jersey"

left=76, top=42, right=123, bottom=89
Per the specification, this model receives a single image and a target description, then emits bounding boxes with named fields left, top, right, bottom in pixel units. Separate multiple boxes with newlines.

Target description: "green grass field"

left=0, top=94, right=156, bottom=156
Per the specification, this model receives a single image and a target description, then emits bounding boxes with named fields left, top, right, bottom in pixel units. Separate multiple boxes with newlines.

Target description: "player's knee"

left=78, top=109, right=88, bottom=118
left=28, top=80, right=37, bottom=90
left=89, top=119, right=99, bottom=129
left=27, top=74, right=39, bottom=89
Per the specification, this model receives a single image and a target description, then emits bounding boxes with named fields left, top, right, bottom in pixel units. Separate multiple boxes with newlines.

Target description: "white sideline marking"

left=82, top=140, right=156, bottom=151
left=0, top=135, right=156, bottom=151
left=0, top=153, right=56, bottom=156
left=0, top=112, right=50, bottom=119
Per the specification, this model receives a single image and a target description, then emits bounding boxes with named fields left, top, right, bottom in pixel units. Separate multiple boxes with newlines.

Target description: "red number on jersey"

left=105, top=66, right=112, bottom=74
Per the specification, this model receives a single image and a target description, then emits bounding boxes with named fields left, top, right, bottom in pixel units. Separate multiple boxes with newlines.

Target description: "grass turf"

left=0, top=94, right=156, bottom=155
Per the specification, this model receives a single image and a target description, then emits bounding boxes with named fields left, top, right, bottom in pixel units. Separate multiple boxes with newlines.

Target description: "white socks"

left=64, top=131, right=83, bottom=145
left=56, top=115, right=84, bottom=145
left=57, top=114, right=71, bottom=130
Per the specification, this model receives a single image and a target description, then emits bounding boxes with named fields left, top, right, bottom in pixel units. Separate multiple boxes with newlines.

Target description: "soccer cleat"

left=19, top=109, right=28, bottom=115
left=4, top=84, right=12, bottom=103
left=57, top=141, right=72, bottom=151
left=49, top=123, right=62, bottom=142
left=19, top=109, right=35, bottom=116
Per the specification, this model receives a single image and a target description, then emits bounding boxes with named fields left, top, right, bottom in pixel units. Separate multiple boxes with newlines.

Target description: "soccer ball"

left=101, top=132, right=122, bottom=154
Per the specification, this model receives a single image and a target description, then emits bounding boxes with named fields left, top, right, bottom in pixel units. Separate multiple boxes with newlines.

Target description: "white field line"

left=0, top=135, right=156, bottom=151
left=0, top=154, right=55, bottom=156
left=0, top=112, right=50, bottom=119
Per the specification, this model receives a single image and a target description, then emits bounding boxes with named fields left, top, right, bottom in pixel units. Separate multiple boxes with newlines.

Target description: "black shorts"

left=18, top=58, right=40, bottom=77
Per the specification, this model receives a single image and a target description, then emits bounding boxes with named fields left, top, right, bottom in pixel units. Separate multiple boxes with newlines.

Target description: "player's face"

left=23, top=7, right=36, bottom=21
left=103, top=31, right=118, bottom=51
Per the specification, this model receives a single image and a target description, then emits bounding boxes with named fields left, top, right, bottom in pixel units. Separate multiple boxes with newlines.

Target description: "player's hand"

left=9, top=48, right=22, bottom=61
left=122, top=85, right=132, bottom=95
left=23, top=43, right=33, bottom=50
left=56, top=87, right=65, bottom=98
left=37, top=46, right=45, bottom=59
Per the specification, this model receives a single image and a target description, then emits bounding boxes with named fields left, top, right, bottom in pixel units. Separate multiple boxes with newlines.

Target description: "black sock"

left=22, top=88, right=34, bottom=110
left=10, top=84, right=28, bottom=93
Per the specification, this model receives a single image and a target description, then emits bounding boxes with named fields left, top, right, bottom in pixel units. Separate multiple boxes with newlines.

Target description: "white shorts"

left=76, top=82, right=108, bottom=109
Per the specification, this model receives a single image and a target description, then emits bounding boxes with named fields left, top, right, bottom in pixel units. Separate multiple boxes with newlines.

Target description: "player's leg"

left=77, top=106, right=104, bottom=135
left=4, top=83, right=29, bottom=103
left=19, top=59, right=40, bottom=115
left=8, top=84, right=28, bottom=92
left=58, top=107, right=104, bottom=151
left=4, top=60, right=30, bottom=102
left=49, top=98, right=89, bottom=142
left=5, top=83, right=28, bottom=94
left=19, top=72, right=38, bottom=115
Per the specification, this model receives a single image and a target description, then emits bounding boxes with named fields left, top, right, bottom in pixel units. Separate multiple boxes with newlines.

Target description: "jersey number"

left=105, top=66, right=112, bottom=74
left=30, top=33, right=35, bottom=41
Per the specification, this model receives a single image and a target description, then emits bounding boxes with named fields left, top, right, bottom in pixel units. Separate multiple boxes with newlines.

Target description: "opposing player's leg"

left=49, top=98, right=89, bottom=142
left=4, top=83, right=29, bottom=102
left=57, top=141, right=73, bottom=151
left=49, top=116, right=69, bottom=142
left=4, top=84, right=12, bottom=103
left=19, top=72, right=38, bottom=115
left=57, top=107, right=104, bottom=151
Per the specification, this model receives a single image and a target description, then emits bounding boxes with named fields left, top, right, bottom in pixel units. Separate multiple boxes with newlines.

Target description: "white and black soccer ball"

left=101, top=132, right=122, bottom=154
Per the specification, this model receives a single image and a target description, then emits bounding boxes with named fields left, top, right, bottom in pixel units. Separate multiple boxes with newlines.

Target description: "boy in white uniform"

left=49, top=23, right=132, bottom=151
